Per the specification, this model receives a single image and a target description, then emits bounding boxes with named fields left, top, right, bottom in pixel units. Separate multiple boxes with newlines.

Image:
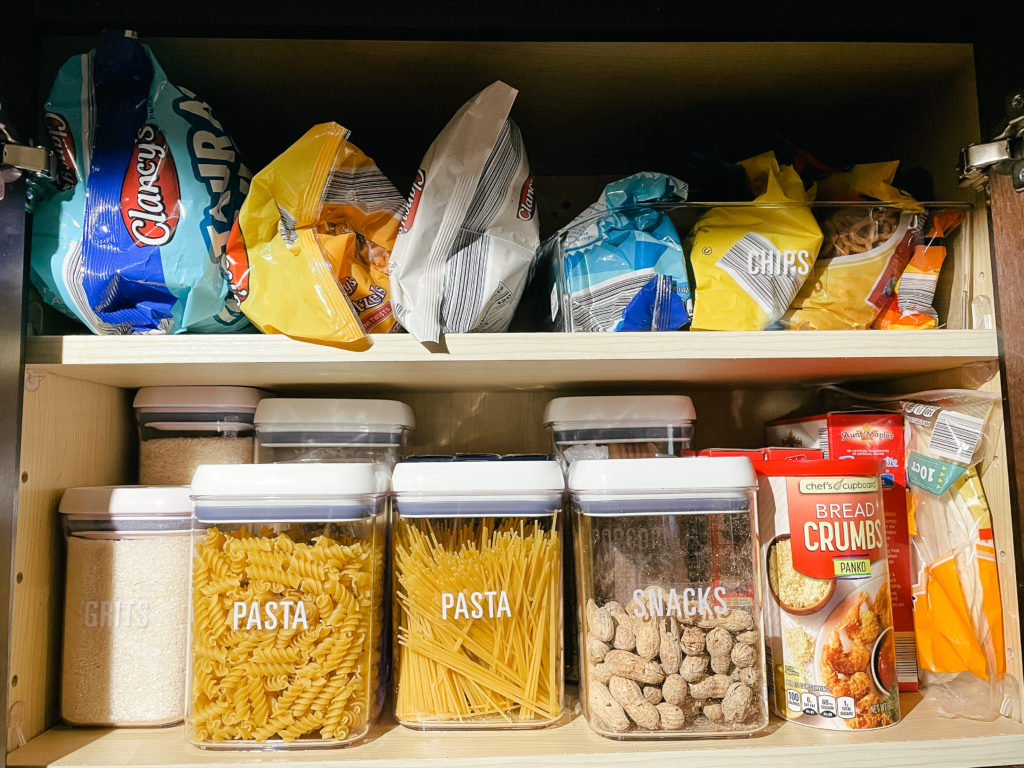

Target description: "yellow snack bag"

left=226, top=123, right=404, bottom=346
left=785, top=162, right=922, bottom=330
left=690, top=152, right=823, bottom=330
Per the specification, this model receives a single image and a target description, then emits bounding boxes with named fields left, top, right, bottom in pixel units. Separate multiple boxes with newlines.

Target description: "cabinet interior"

left=10, top=35, right=1024, bottom=767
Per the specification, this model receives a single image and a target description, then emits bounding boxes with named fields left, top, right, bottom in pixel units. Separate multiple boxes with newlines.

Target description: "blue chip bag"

left=30, top=30, right=250, bottom=334
left=554, top=173, right=691, bottom=332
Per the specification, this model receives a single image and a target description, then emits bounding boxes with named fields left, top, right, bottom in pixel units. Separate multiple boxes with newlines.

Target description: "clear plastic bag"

left=825, top=387, right=1017, bottom=720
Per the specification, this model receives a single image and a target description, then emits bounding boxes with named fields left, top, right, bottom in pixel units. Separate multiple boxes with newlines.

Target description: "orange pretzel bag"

left=873, top=209, right=964, bottom=329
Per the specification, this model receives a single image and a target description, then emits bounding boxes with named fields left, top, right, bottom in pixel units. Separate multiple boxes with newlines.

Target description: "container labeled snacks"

left=135, top=387, right=267, bottom=486
left=568, top=457, right=767, bottom=738
left=187, top=463, right=388, bottom=749
left=544, top=396, right=696, bottom=464
left=755, top=459, right=900, bottom=730
left=392, top=460, right=564, bottom=728
left=255, top=399, right=414, bottom=467
left=59, top=486, right=193, bottom=726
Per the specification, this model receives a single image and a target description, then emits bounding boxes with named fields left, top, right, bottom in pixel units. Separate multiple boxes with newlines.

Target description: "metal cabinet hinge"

left=960, top=88, right=1024, bottom=192
left=0, top=141, right=52, bottom=179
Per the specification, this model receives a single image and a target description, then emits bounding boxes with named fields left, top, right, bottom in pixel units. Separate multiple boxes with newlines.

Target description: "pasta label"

left=82, top=599, right=149, bottom=628
left=630, top=586, right=728, bottom=619
left=231, top=600, right=309, bottom=631
left=440, top=590, right=512, bottom=620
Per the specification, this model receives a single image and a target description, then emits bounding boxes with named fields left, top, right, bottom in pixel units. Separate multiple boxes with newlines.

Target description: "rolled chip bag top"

left=784, top=162, right=923, bottom=330
left=227, top=123, right=404, bottom=346
left=30, top=30, right=250, bottom=334
left=390, top=81, right=539, bottom=343
left=551, top=173, right=691, bottom=332
left=689, top=152, right=823, bottom=331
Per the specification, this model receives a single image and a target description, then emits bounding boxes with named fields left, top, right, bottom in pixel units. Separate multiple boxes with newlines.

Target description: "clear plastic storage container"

left=134, top=386, right=267, bottom=485
left=544, top=395, right=695, bottom=465
left=187, top=463, right=389, bottom=749
left=59, top=486, right=193, bottom=727
left=255, top=398, right=414, bottom=467
left=568, top=457, right=768, bottom=738
left=391, top=460, right=564, bottom=729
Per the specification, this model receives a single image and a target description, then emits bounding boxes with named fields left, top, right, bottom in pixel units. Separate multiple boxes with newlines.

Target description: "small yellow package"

left=225, top=123, right=404, bottom=346
left=690, top=152, right=823, bottom=330
left=784, top=162, right=922, bottom=330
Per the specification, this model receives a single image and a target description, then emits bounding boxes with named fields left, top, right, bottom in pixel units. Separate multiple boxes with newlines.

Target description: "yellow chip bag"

left=226, top=123, right=404, bottom=346
left=690, top=152, right=823, bottom=330
left=785, top=162, right=922, bottom=330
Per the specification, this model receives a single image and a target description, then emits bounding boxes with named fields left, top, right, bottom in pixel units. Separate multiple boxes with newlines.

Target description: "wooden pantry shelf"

left=9, top=695, right=1024, bottom=768
left=24, top=330, right=999, bottom=392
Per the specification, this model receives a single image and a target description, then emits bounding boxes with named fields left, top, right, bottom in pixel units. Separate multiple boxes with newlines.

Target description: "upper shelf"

left=25, top=330, right=999, bottom=392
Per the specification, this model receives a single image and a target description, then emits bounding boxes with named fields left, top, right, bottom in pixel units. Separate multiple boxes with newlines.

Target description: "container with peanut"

left=569, top=458, right=769, bottom=738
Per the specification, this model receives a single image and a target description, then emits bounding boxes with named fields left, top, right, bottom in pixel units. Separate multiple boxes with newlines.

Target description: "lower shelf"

left=9, top=694, right=1024, bottom=768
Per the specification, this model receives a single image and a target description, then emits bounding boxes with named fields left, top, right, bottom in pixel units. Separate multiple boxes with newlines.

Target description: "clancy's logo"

left=399, top=168, right=425, bottom=234
left=44, top=112, right=78, bottom=190
left=121, top=125, right=180, bottom=247
left=517, top=175, right=535, bottom=220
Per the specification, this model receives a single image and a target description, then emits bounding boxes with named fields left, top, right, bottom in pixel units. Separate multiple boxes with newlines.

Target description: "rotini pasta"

left=394, top=517, right=562, bottom=725
left=187, top=525, right=383, bottom=745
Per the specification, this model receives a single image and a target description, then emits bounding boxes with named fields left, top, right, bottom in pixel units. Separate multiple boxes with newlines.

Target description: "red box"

left=766, top=411, right=916, bottom=691
left=763, top=447, right=824, bottom=460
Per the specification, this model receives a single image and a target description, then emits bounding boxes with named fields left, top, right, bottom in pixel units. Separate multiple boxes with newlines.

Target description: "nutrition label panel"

left=788, top=689, right=856, bottom=719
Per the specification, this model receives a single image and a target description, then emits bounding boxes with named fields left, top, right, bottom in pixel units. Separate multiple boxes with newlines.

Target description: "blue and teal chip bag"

left=30, top=30, right=250, bottom=334
left=548, top=172, right=691, bottom=332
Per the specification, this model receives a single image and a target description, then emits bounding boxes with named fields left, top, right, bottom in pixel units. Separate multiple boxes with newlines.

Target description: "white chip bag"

left=390, top=81, right=539, bottom=343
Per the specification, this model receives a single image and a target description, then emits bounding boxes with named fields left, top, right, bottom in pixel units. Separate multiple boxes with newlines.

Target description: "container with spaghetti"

left=187, top=463, right=389, bottom=750
left=392, top=460, right=565, bottom=729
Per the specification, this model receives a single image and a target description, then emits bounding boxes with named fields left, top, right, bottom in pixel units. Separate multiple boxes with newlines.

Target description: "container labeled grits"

left=755, top=459, right=900, bottom=731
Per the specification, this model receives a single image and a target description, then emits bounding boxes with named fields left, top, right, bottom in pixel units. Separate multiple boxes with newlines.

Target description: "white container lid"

left=59, top=486, right=193, bottom=518
left=191, top=463, right=390, bottom=500
left=134, top=386, right=268, bottom=412
left=544, top=395, right=696, bottom=426
left=568, top=457, right=756, bottom=492
left=255, top=399, right=415, bottom=430
left=393, top=460, right=564, bottom=495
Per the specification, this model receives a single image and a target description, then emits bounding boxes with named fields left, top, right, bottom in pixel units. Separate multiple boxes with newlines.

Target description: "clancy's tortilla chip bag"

left=227, top=123, right=404, bottom=345
left=689, top=152, right=822, bottom=330
left=30, top=30, right=250, bottom=335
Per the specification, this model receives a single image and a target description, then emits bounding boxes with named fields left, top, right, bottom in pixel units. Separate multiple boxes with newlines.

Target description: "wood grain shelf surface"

left=9, top=695, right=1024, bottom=768
left=25, top=330, right=999, bottom=391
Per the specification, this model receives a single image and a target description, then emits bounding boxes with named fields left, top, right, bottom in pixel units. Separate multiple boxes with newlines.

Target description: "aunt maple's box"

left=765, top=411, right=917, bottom=691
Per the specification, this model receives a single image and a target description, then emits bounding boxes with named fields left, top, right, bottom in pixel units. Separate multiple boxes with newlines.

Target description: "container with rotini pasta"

left=187, top=463, right=389, bottom=749
left=569, top=457, right=768, bottom=739
left=391, top=460, right=565, bottom=729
